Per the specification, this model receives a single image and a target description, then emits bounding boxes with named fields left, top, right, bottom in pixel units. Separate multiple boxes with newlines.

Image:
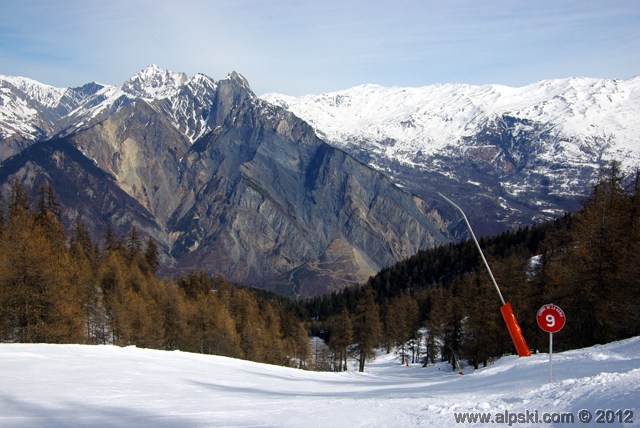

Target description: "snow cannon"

left=439, top=193, right=531, bottom=358
left=500, top=302, right=531, bottom=357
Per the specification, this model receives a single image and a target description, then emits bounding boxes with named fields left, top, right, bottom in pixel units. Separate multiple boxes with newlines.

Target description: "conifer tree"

left=144, top=237, right=160, bottom=274
left=36, top=184, right=61, bottom=222
left=392, top=292, right=419, bottom=362
left=103, top=222, right=121, bottom=253
left=460, top=272, right=502, bottom=368
left=68, top=238, right=102, bottom=343
left=8, top=179, right=29, bottom=217
left=126, top=226, right=142, bottom=259
left=209, top=297, right=243, bottom=358
left=232, top=289, right=270, bottom=362
left=328, top=305, right=353, bottom=371
left=285, top=319, right=311, bottom=368
left=0, top=194, right=5, bottom=237
left=352, top=286, right=382, bottom=372
left=98, top=251, right=128, bottom=344
left=0, top=201, right=83, bottom=343
left=421, top=327, right=438, bottom=367
left=551, top=163, right=627, bottom=347
left=434, top=279, right=465, bottom=372
left=160, top=281, right=187, bottom=350
left=70, top=217, right=97, bottom=258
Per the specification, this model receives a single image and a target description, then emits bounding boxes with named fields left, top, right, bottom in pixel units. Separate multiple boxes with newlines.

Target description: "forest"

left=1, top=163, right=639, bottom=372
left=307, top=164, right=640, bottom=371
left=0, top=181, right=311, bottom=367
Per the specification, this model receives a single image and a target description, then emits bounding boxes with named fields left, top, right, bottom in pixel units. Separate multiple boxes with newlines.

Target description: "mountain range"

left=264, top=76, right=640, bottom=235
left=1, top=66, right=638, bottom=296
left=0, top=65, right=450, bottom=298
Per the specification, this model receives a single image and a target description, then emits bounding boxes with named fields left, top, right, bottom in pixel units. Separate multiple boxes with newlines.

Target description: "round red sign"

left=537, top=304, right=566, bottom=333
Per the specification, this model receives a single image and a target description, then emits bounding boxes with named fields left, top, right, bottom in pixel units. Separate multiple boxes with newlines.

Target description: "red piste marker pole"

left=537, top=304, right=566, bottom=382
left=440, top=193, right=531, bottom=357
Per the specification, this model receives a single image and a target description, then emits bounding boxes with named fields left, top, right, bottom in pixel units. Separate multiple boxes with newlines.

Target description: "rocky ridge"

left=0, top=66, right=452, bottom=297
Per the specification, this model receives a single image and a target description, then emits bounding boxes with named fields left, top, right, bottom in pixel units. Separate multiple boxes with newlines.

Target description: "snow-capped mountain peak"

left=0, top=74, right=70, bottom=142
left=0, top=66, right=226, bottom=146
left=121, top=64, right=189, bottom=100
left=263, top=76, right=640, bottom=160
left=0, top=74, right=66, bottom=108
left=262, top=76, right=640, bottom=172
left=224, top=71, right=251, bottom=89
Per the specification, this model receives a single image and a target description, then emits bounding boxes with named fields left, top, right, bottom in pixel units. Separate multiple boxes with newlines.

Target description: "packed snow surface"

left=1, top=337, right=638, bottom=427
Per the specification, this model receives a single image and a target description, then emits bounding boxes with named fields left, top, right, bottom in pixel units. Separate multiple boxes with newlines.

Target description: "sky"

left=1, top=0, right=639, bottom=95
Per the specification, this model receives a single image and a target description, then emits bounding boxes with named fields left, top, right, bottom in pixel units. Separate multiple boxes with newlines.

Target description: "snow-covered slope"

left=264, top=77, right=640, bottom=234
left=263, top=76, right=640, bottom=170
left=121, top=64, right=188, bottom=99
left=0, top=75, right=66, bottom=141
left=1, top=337, right=638, bottom=427
left=0, top=65, right=229, bottom=149
left=64, top=65, right=227, bottom=144
left=0, top=75, right=67, bottom=108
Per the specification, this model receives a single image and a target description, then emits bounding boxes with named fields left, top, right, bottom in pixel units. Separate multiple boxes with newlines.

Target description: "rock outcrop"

left=0, top=67, right=452, bottom=297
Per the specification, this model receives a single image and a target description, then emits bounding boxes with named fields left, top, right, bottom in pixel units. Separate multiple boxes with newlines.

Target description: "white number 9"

left=545, top=314, right=556, bottom=327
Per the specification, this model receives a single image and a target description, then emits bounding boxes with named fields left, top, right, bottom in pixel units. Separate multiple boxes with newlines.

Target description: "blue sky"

left=1, top=0, right=638, bottom=95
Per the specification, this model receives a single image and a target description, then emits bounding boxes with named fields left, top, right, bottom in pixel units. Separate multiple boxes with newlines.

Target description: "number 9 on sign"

left=545, top=314, right=555, bottom=328
left=537, top=304, right=565, bottom=333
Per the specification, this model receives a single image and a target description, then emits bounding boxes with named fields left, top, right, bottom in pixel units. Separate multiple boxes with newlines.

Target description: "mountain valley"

left=0, top=66, right=452, bottom=297
left=1, top=67, right=638, bottom=295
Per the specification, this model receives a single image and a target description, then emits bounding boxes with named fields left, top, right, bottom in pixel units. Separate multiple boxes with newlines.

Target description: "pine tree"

left=232, top=289, right=270, bottom=362
left=352, top=286, right=382, bottom=372
left=126, top=226, right=142, bottom=259
left=552, top=163, right=627, bottom=347
left=98, top=251, right=128, bottom=344
left=144, top=237, right=160, bottom=274
left=460, top=272, right=503, bottom=368
left=327, top=305, right=353, bottom=371
left=618, top=168, right=640, bottom=338
left=70, top=217, right=98, bottom=261
left=435, top=279, right=465, bottom=372
left=0, top=202, right=83, bottom=343
left=103, top=222, right=121, bottom=253
left=68, top=239, right=102, bottom=343
left=394, top=292, right=419, bottom=362
left=424, top=287, right=447, bottom=365
left=35, top=185, right=67, bottom=255
left=209, top=297, right=243, bottom=358
left=421, top=327, right=438, bottom=367
left=8, top=179, right=29, bottom=217
left=161, top=281, right=187, bottom=350
left=285, top=319, right=311, bottom=368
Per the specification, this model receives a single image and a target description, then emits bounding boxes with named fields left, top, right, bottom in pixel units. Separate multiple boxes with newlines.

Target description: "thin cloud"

left=0, top=0, right=637, bottom=94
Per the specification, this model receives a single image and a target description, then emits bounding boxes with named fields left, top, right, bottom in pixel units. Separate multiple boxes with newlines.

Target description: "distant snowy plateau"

left=264, top=76, right=640, bottom=234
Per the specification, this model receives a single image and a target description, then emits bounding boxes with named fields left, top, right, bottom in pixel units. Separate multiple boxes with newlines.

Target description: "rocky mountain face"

left=263, top=77, right=640, bottom=236
left=0, top=75, right=105, bottom=160
left=0, top=66, right=451, bottom=298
